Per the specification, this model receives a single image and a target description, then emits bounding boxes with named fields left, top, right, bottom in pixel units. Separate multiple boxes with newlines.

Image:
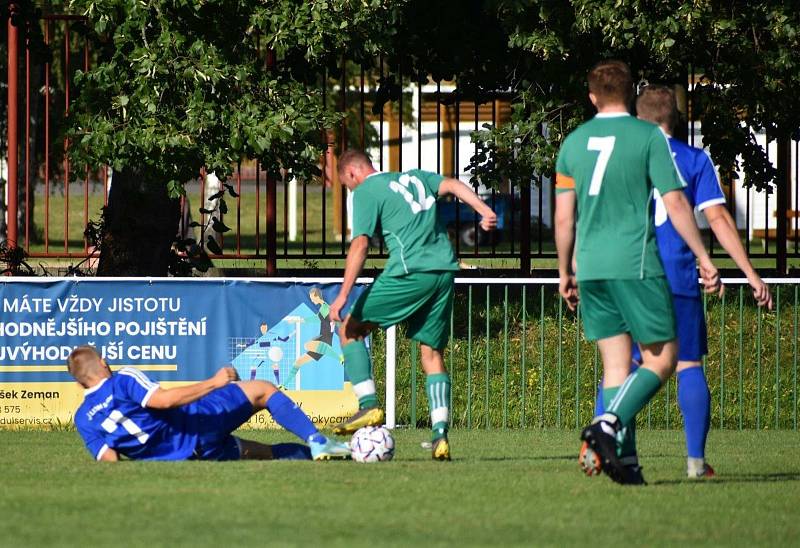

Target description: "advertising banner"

left=0, top=279, right=365, bottom=430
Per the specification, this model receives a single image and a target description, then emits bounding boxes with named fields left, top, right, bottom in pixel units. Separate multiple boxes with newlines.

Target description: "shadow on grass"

left=652, top=472, right=800, bottom=486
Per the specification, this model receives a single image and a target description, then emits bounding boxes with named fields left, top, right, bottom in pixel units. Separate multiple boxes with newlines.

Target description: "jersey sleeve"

left=648, top=127, right=685, bottom=195
left=694, top=150, right=726, bottom=211
left=555, top=142, right=575, bottom=194
left=76, top=419, right=110, bottom=461
left=414, top=170, right=446, bottom=197
left=116, top=368, right=160, bottom=408
left=351, top=187, right=379, bottom=239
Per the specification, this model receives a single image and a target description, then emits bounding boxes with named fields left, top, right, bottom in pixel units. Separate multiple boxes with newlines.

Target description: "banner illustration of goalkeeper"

left=230, top=286, right=352, bottom=391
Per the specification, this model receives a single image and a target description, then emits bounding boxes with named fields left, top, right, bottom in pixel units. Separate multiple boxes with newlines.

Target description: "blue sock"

left=271, top=443, right=312, bottom=460
left=677, top=366, right=711, bottom=459
left=265, top=391, right=325, bottom=444
left=594, top=363, right=639, bottom=416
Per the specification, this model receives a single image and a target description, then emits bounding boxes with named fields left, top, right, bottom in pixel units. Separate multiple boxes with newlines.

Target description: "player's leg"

left=406, top=272, right=455, bottom=460
left=673, top=295, right=713, bottom=477
left=235, top=381, right=350, bottom=460
left=236, top=438, right=312, bottom=460
left=331, top=313, right=383, bottom=434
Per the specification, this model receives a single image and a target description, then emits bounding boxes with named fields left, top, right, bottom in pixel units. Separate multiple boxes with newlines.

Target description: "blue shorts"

left=184, top=384, right=254, bottom=461
left=632, top=294, right=707, bottom=362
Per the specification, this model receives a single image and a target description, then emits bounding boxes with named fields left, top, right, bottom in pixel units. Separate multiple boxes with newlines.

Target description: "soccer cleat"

left=332, top=407, right=385, bottom=435
left=688, top=462, right=716, bottom=479
left=580, top=414, right=625, bottom=484
left=432, top=437, right=451, bottom=461
left=620, top=464, right=647, bottom=486
left=309, top=437, right=351, bottom=461
left=578, top=441, right=602, bottom=476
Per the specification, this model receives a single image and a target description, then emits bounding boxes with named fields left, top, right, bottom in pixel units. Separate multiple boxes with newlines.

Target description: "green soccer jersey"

left=555, top=113, right=685, bottom=281
left=351, top=169, right=459, bottom=276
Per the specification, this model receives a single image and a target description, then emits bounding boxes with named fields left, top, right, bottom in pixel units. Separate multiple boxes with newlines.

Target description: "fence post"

left=6, top=4, right=19, bottom=251
left=265, top=49, right=277, bottom=275
left=519, top=180, right=531, bottom=275
left=776, top=135, right=790, bottom=275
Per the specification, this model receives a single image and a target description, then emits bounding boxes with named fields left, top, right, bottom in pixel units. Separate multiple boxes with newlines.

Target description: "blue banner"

left=0, top=279, right=365, bottom=428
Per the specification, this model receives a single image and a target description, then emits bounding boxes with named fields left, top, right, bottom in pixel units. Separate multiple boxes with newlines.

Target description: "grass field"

left=1, top=429, right=798, bottom=546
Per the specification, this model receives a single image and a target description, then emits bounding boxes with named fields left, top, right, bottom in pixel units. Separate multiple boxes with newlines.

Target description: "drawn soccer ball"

left=267, top=346, right=283, bottom=363
left=350, top=426, right=395, bottom=463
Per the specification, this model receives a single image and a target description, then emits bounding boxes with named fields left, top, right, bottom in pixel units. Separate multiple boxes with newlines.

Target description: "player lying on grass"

left=67, top=346, right=350, bottom=462
left=590, top=85, right=772, bottom=479
left=555, top=60, right=722, bottom=484
left=328, top=149, right=497, bottom=461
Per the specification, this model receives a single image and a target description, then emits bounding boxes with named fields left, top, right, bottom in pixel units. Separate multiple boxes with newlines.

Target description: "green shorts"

left=579, top=277, right=676, bottom=344
left=350, top=271, right=455, bottom=349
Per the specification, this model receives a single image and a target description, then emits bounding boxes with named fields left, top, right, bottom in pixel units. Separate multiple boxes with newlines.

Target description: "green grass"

left=0, top=429, right=797, bottom=546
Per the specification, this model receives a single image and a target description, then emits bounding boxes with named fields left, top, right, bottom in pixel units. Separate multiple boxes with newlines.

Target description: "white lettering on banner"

left=107, top=297, right=181, bottom=313
left=113, top=317, right=206, bottom=337
left=3, top=295, right=52, bottom=313
left=127, top=346, right=177, bottom=360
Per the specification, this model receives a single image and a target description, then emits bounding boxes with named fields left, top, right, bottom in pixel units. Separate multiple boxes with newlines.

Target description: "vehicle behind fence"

left=4, top=15, right=800, bottom=275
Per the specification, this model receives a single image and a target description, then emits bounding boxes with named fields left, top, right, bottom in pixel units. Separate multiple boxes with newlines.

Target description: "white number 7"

left=587, top=136, right=616, bottom=196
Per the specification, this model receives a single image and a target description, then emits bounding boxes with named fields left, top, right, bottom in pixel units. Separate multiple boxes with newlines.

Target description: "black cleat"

left=620, top=464, right=647, bottom=486
left=580, top=413, right=625, bottom=484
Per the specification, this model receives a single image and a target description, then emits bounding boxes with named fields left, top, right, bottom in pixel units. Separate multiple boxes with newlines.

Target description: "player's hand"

left=699, top=260, right=723, bottom=296
left=748, top=275, right=772, bottom=309
left=480, top=210, right=498, bottom=232
left=559, top=274, right=579, bottom=311
left=212, top=366, right=239, bottom=387
left=329, top=294, right=348, bottom=322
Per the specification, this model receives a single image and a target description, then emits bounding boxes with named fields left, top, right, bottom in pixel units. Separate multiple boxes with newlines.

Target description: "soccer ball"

left=350, top=426, right=395, bottom=463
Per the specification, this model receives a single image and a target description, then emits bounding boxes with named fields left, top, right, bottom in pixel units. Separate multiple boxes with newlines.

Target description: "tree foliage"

left=66, top=0, right=405, bottom=196
left=466, top=0, right=800, bottom=193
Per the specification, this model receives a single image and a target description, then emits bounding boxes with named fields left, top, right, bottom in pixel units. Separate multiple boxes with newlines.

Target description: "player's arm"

left=660, top=190, right=722, bottom=294
left=554, top=186, right=579, bottom=310
left=145, top=367, right=239, bottom=410
left=329, top=235, right=368, bottom=322
left=704, top=204, right=772, bottom=308
left=437, top=179, right=497, bottom=231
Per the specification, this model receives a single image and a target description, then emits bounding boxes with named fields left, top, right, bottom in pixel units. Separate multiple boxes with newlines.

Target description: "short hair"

left=67, top=345, right=104, bottom=382
left=309, top=287, right=322, bottom=299
left=337, top=149, right=372, bottom=176
left=636, top=85, right=679, bottom=132
left=587, top=60, right=634, bottom=107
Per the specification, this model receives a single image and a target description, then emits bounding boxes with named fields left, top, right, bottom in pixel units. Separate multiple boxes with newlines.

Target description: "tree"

left=66, top=0, right=404, bottom=275
left=467, top=0, right=800, bottom=194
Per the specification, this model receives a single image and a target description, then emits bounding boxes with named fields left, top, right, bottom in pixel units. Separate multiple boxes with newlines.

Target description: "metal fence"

left=4, top=15, right=800, bottom=274
left=375, top=278, right=799, bottom=431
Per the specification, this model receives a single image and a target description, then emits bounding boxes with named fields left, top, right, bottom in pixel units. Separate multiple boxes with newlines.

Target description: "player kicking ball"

left=555, top=60, right=722, bottom=484
left=68, top=346, right=351, bottom=462
left=590, top=85, right=772, bottom=479
left=328, top=150, right=497, bottom=460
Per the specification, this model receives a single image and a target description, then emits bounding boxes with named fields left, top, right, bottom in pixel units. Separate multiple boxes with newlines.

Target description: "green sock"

left=607, top=368, right=663, bottom=427
left=426, top=372, right=451, bottom=441
left=343, top=340, right=377, bottom=409
left=603, top=386, right=636, bottom=459
left=287, top=366, right=298, bottom=386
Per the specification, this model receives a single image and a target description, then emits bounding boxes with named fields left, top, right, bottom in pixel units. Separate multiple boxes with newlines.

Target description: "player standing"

left=554, top=60, right=722, bottom=484
left=328, top=150, right=497, bottom=460
left=592, top=85, right=772, bottom=478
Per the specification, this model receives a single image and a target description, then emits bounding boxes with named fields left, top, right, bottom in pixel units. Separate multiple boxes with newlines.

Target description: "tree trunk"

left=96, top=169, right=180, bottom=276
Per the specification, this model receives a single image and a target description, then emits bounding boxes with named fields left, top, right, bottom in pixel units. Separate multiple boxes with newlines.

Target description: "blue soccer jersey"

left=75, top=368, right=197, bottom=461
left=652, top=137, right=726, bottom=297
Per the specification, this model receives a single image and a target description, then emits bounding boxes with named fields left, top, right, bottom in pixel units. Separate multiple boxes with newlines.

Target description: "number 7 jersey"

left=555, top=113, right=685, bottom=281
left=352, top=169, right=459, bottom=276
